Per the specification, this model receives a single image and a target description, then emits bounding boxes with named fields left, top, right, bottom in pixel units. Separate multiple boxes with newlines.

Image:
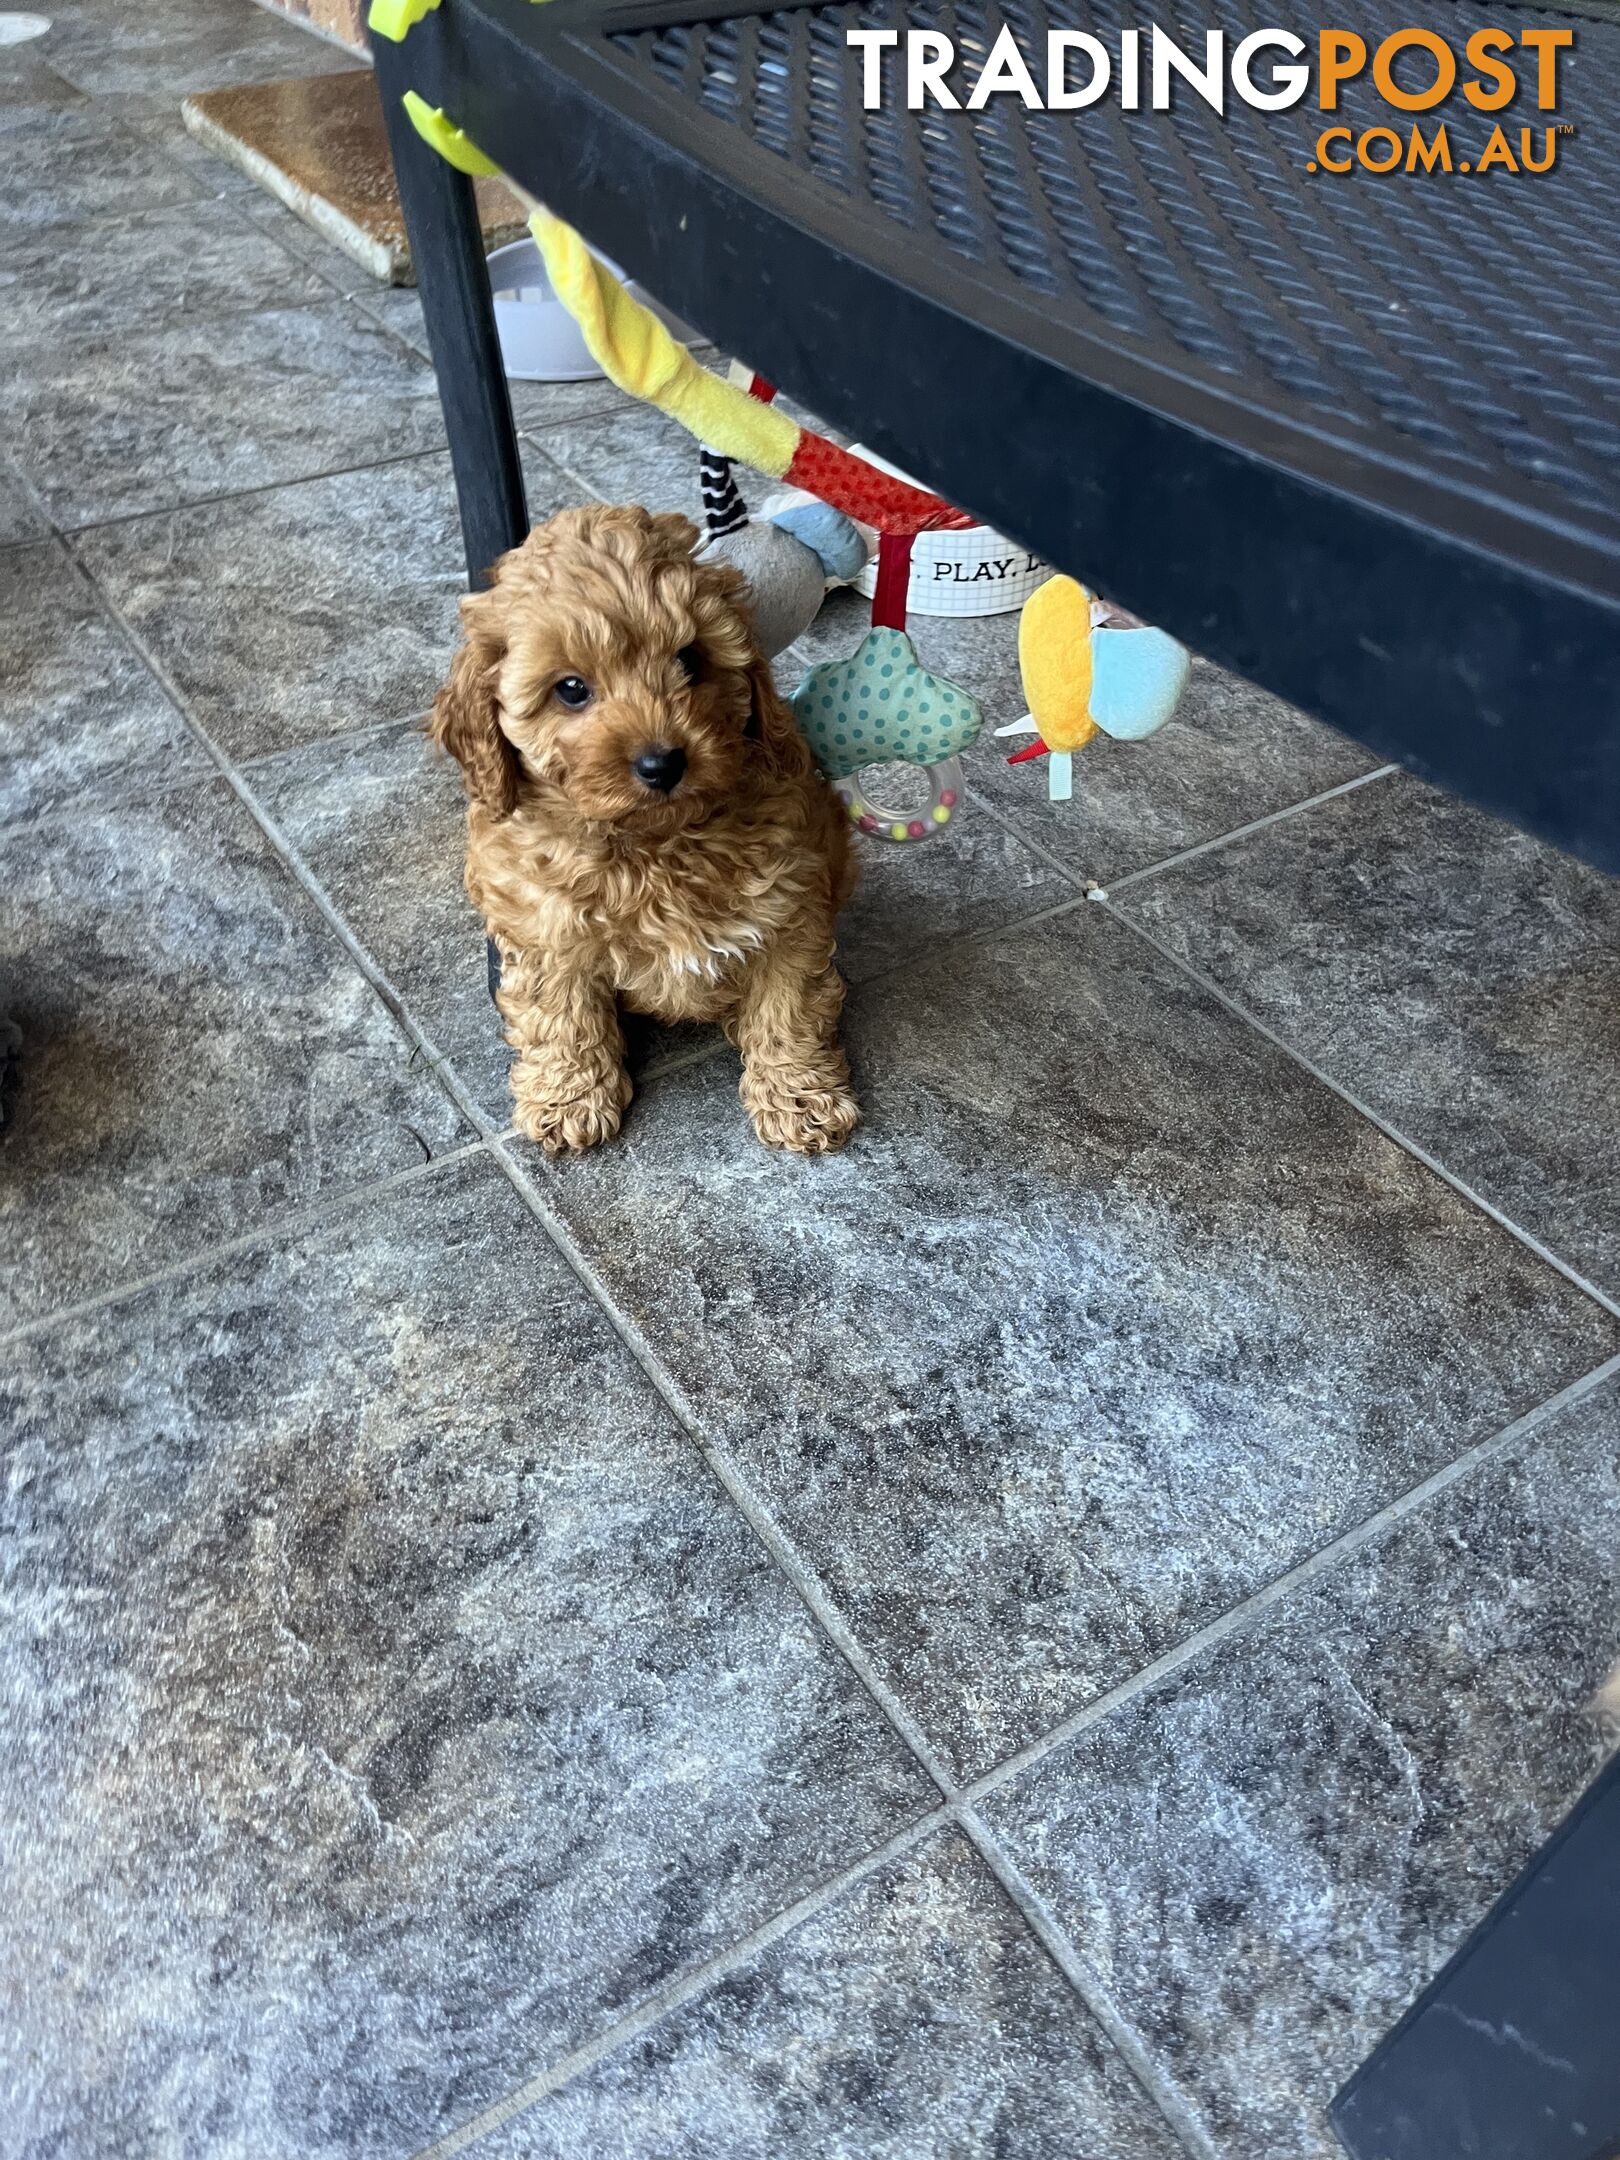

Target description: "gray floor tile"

left=0, top=540, right=208, bottom=824
left=790, top=592, right=1382, bottom=886
left=346, top=277, right=436, bottom=333
left=251, top=717, right=502, bottom=1093
left=0, top=197, right=327, bottom=348
left=8, top=299, right=444, bottom=529
left=231, top=188, right=380, bottom=290
left=78, top=447, right=583, bottom=759
left=534, top=402, right=717, bottom=520
left=836, top=808, right=1069, bottom=983
left=0, top=45, right=84, bottom=114
left=980, top=1375, right=1620, bottom=2160
left=509, top=372, right=649, bottom=435
left=0, top=457, right=51, bottom=549
left=522, top=910, right=1618, bottom=1780
left=0, top=99, right=206, bottom=241
left=1118, top=775, right=1620, bottom=1299
left=356, top=284, right=641, bottom=431
left=0, top=1153, right=932, bottom=2159
left=0, top=773, right=466, bottom=1321
left=92, top=86, right=264, bottom=192
left=475, top=1831, right=1182, bottom=2160
left=37, top=0, right=348, bottom=97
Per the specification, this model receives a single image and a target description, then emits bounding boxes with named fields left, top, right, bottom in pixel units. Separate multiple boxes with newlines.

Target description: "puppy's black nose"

left=632, top=745, right=686, bottom=794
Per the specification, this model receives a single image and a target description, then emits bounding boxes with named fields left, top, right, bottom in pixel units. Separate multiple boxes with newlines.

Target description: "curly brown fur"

left=431, top=504, right=859, bottom=1155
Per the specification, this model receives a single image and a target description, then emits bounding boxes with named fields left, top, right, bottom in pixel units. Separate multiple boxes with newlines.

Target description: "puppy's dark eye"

left=553, top=675, right=593, bottom=710
left=676, top=643, right=703, bottom=685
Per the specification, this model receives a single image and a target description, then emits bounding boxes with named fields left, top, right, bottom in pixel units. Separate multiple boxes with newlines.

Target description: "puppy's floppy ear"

left=431, top=585, right=519, bottom=818
left=744, top=652, right=813, bottom=778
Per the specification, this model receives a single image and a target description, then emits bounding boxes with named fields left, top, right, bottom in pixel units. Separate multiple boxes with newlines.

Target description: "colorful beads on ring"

left=835, top=760, right=963, bottom=844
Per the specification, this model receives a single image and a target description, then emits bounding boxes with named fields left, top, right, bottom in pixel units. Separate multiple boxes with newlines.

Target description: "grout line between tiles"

left=951, top=1810, right=1223, bottom=2160
left=516, top=427, right=617, bottom=507
left=1103, top=764, right=1399, bottom=894
left=634, top=1034, right=735, bottom=1086
left=961, top=759, right=1397, bottom=907
left=236, top=705, right=433, bottom=773
left=0, top=187, right=209, bottom=252
left=450, top=1128, right=1620, bottom=2160
left=0, top=705, right=431, bottom=846
left=72, top=552, right=505, bottom=1149
left=469, top=1137, right=1217, bottom=2160
left=410, top=1805, right=952, bottom=2160
left=60, top=442, right=450, bottom=541
left=1108, top=903, right=1620, bottom=1322
left=491, top=1138, right=959, bottom=1783
left=951, top=782, right=1619, bottom=1320
left=957, top=1347, right=1620, bottom=1811
left=0, top=1141, right=486, bottom=1352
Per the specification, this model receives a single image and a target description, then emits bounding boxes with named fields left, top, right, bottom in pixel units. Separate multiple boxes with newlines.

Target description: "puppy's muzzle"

left=632, top=744, right=687, bottom=794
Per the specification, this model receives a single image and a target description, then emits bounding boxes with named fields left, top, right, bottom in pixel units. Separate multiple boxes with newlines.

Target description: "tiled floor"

left=2, top=5, right=1618, bottom=2156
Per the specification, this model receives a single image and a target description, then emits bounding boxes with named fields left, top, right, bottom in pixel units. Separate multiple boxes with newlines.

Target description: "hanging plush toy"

left=695, top=448, right=865, bottom=658
left=791, top=529, right=983, bottom=842
left=1000, top=576, right=1190, bottom=800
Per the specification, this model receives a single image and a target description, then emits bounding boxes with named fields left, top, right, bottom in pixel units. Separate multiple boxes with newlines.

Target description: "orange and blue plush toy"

left=1000, top=576, right=1189, bottom=801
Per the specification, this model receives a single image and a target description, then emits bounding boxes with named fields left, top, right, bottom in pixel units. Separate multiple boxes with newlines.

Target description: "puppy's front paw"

left=741, top=1061, right=860, bottom=1155
left=511, top=1060, right=632, bottom=1156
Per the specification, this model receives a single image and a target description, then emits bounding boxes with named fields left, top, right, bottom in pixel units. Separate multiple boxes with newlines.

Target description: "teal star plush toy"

left=791, top=626, right=983, bottom=842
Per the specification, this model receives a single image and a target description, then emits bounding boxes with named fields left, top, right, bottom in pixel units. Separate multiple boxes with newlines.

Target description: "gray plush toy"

left=694, top=449, right=866, bottom=659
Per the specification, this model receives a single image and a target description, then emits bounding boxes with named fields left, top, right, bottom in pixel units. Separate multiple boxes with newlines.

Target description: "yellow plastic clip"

left=401, top=91, right=500, bottom=177
left=368, top=0, right=441, bottom=41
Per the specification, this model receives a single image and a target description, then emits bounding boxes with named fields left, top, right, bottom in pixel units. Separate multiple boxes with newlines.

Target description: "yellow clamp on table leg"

left=400, top=90, right=500, bottom=177
left=372, top=0, right=552, bottom=31
left=368, top=0, right=440, bottom=41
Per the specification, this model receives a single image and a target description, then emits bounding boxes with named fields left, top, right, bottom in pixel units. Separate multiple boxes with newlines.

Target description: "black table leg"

left=370, top=32, right=528, bottom=589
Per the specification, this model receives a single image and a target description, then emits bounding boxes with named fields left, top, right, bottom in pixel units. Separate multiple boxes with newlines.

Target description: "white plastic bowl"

left=487, top=237, right=699, bottom=383
left=847, top=444, right=1051, bottom=617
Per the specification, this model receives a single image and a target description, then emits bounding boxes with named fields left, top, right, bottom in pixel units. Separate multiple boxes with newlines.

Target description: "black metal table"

left=372, top=0, right=1620, bottom=876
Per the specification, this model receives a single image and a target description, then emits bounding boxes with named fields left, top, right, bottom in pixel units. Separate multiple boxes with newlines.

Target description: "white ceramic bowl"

left=847, top=444, right=1051, bottom=617
left=487, top=237, right=699, bottom=383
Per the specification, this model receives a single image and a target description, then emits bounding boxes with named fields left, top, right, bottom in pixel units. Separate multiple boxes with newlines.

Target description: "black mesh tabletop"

left=391, top=0, right=1620, bottom=870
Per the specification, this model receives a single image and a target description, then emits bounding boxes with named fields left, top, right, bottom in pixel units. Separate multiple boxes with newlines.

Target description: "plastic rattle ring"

left=837, top=759, right=963, bottom=843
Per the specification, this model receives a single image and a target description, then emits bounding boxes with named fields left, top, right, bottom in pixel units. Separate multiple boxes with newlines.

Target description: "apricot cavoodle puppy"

left=432, top=503, right=860, bottom=1155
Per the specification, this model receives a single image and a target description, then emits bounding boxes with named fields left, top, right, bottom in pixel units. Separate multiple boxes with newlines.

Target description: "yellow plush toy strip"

left=392, top=111, right=960, bottom=526
left=527, top=206, right=799, bottom=479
